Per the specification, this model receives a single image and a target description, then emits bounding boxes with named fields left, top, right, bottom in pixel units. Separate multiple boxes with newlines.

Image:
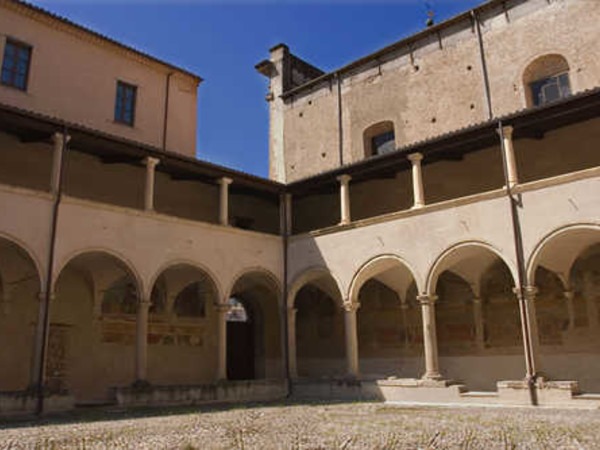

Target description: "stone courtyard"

left=1, top=401, right=600, bottom=449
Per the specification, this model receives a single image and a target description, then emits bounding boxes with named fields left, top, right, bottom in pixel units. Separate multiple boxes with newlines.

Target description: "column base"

left=421, top=372, right=444, bottom=382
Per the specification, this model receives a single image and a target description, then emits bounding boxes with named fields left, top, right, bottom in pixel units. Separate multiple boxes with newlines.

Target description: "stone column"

left=517, top=286, right=542, bottom=375
left=472, top=297, right=485, bottom=351
left=135, top=298, right=151, bottom=382
left=287, top=307, right=298, bottom=378
left=215, top=302, right=231, bottom=381
left=143, top=156, right=160, bottom=211
left=337, top=174, right=352, bottom=225
left=343, top=301, right=360, bottom=378
left=583, top=272, right=599, bottom=332
left=400, top=300, right=410, bottom=352
left=499, top=125, right=519, bottom=188
left=285, top=193, right=293, bottom=235
left=30, top=291, right=53, bottom=388
left=563, top=291, right=576, bottom=331
left=219, top=177, right=233, bottom=226
left=407, top=153, right=425, bottom=209
left=418, top=294, right=442, bottom=380
left=51, top=132, right=70, bottom=194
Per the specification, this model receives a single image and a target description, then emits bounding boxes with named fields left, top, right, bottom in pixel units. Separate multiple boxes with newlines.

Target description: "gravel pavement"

left=1, top=401, right=599, bottom=449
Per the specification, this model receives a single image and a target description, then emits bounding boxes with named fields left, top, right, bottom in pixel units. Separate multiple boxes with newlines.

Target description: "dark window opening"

left=114, top=81, right=137, bottom=126
left=1, top=39, right=32, bottom=91
left=530, top=73, right=571, bottom=106
left=372, top=131, right=396, bottom=156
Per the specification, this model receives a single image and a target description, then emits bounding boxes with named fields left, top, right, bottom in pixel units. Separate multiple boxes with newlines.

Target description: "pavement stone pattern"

left=1, top=401, right=600, bottom=449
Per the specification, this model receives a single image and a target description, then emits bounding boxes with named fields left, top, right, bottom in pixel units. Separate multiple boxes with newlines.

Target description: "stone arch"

left=50, top=248, right=144, bottom=403
left=289, top=266, right=345, bottom=378
left=148, top=259, right=223, bottom=306
left=0, top=233, right=46, bottom=392
left=53, top=247, right=143, bottom=298
left=526, top=223, right=600, bottom=288
left=146, top=261, right=221, bottom=386
left=226, top=267, right=284, bottom=380
left=426, top=241, right=519, bottom=296
left=348, top=254, right=423, bottom=379
left=225, top=267, right=282, bottom=306
left=348, top=254, right=422, bottom=304
left=522, top=53, right=571, bottom=107
left=0, top=231, right=45, bottom=293
left=288, top=266, right=344, bottom=308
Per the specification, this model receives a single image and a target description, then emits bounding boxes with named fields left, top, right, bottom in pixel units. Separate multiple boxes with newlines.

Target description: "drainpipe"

left=36, top=126, right=69, bottom=416
left=472, top=10, right=493, bottom=120
left=336, top=72, right=344, bottom=166
left=497, top=121, right=538, bottom=406
left=162, top=72, right=173, bottom=151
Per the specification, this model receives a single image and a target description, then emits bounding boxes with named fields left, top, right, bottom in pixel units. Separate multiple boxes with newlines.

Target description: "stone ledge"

left=377, top=378, right=460, bottom=388
left=0, top=391, right=74, bottom=416
left=112, top=379, right=288, bottom=407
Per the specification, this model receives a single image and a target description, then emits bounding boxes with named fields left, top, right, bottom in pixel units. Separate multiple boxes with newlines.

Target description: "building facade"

left=0, top=0, right=599, bottom=415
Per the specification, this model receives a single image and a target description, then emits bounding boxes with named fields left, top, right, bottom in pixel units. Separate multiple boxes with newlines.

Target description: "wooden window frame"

left=114, top=80, right=137, bottom=126
left=1, top=38, right=32, bottom=91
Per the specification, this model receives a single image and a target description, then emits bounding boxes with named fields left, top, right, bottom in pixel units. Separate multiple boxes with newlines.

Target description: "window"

left=363, top=121, right=395, bottom=157
left=1, top=39, right=32, bottom=91
left=371, top=131, right=396, bottom=156
left=530, top=73, right=571, bottom=106
left=114, top=81, right=137, bottom=126
left=523, top=54, right=571, bottom=107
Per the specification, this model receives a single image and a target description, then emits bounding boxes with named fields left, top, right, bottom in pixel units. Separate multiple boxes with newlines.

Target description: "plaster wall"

left=275, top=0, right=600, bottom=181
left=0, top=2, right=198, bottom=157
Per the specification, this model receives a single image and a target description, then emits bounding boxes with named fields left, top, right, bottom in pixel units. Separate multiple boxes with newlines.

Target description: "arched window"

left=173, top=281, right=207, bottom=318
left=523, top=54, right=571, bottom=107
left=363, top=121, right=395, bottom=157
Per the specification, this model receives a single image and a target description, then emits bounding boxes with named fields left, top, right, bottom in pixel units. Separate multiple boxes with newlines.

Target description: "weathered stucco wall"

left=273, top=0, right=600, bottom=181
left=0, top=2, right=198, bottom=157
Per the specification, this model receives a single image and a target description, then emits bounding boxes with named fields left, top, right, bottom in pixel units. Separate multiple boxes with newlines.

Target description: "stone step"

left=460, top=391, right=499, bottom=398
left=573, top=393, right=600, bottom=400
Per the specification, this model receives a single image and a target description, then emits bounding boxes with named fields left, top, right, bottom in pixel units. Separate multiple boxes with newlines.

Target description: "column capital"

left=38, top=291, right=55, bottom=303
left=336, top=174, right=351, bottom=184
left=219, top=177, right=233, bottom=186
left=138, top=298, right=152, bottom=308
left=287, top=307, right=298, bottom=315
left=472, top=296, right=482, bottom=305
left=52, top=131, right=71, bottom=145
left=417, top=294, right=438, bottom=305
left=215, top=302, right=232, bottom=313
left=407, top=152, right=423, bottom=163
left=342, top=301, right=360, bottom=313
left=498, top=125, right=514, bottom=139
left=563, top=290, right=575, bottom=301
left=144, top=156, right=160, bottom=168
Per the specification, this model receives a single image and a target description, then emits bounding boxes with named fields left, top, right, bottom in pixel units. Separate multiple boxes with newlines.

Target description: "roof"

left=3, top=0, right=203, bottom=83
left=280, top=0, right=512, bottom=99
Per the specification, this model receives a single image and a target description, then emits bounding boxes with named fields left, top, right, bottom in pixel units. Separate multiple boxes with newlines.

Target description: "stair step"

left=460, top=391, right=499, bottom=398
left=573, top=393, right=600, bottom=400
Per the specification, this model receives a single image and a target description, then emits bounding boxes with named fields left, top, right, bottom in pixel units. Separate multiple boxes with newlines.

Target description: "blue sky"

left=32, top=0, right=482, bottom=177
